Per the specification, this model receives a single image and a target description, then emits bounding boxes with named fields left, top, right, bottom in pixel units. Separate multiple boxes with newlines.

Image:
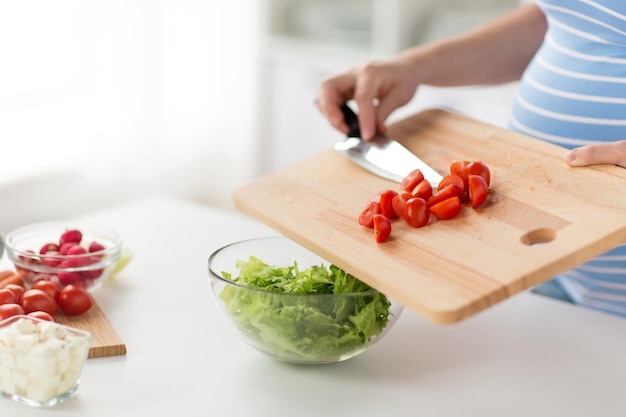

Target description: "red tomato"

left=413, top=179, right=433, bottom=200
left=379, top=189, right=399, bottom=219
left=468, top=174, right=489, bottom=208
left=373, top=214, right=392, bottom=243
left=57, top=285, right=93, bottom=315
left=400, top=169, right=424, bottom=193
left=32, top=280, right=61, bottom=301
left=430, top=196, right=462, bottom=220
left=358, top=201, right=381, bottom=228
left=404, top=197, right=429, bottom=228
left=391, top=195, right=407, bottom=218
left=3, top=284, right=25, bottom=301
left=0, top=304, right=25, bottom=321
left=28, top=311, right=55, bottom=322
left=20, top=289, right=58, bottom=316
left=449, top=160, right=470, bottom=177
left=438, top=174, right=466, bottom=198
left=427, top=184, right=458, bottom=208
left=0, top=289, right=18, bottom=305
left=465, top=161, right=491, bottom=186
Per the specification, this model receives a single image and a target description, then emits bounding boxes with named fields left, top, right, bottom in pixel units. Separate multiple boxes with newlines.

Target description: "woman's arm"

left=317, top=4, right=548, bottom=140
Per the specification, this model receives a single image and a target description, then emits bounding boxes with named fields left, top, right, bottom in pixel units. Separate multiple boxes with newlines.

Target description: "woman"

left=317, top=1, right=626, bottom=317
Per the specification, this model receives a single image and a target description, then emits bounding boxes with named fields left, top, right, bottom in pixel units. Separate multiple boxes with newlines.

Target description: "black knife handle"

left=341, top=103, right=362, bottom=139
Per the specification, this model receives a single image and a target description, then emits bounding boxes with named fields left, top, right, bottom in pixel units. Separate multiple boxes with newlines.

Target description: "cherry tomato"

left=404, top=197, right=429, bottom=228
left=379, top=189, right=398, bottom=219
left=28, top=311, right=55, bottom=322
left=373, top=214, right=392, bottom=243
left=427, top=184, right=459, bottom=208
left=438, top=174, right=466, bottom=198
left=400, top=169, right=424, bottom=193
left=32, top=280, right=61, bottom=301
left=449, top=160, right=470, bottom=177
left=468, top=174, right=489, bottom=208
left=0, top=289, right=18, bottom=305
left=464, top=161, right=491, bottom=186
left=358, top=200, right=381, bottom=228
left=57, top=285, right=93, bottom=315
left=391, top=195, right=406, bottom=219
left=430, top=196, right=462, bottom=220
left=0, top=304, right=25, bottom=321
left=20, top=289, right=58, bottom=316
left=3, top=284, right=25, bottom=301
left=413, top=179, right=433, bottom=200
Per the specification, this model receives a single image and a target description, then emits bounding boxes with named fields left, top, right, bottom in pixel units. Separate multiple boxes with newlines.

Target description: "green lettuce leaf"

left=220, top=257, right=392, bottom=361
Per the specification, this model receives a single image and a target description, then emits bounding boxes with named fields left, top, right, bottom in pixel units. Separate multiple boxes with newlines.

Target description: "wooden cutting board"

left=56, top=301, right=126, bottom=358
left=234, top=109, right=626, bottom=324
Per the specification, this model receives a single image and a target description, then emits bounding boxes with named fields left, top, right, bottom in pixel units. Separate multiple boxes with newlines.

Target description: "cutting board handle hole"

left=520, top=228, right=556, bottom=247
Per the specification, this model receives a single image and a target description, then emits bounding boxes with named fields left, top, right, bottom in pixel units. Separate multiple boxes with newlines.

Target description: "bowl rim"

left=5, top=221, right=123, bottom=257
left=207, top=235, right=385, bottom=298
left=0, top=315, right=92, bottom=355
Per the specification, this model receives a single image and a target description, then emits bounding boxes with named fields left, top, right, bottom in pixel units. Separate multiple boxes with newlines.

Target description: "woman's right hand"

left=316, top=55, right=420, bottom=141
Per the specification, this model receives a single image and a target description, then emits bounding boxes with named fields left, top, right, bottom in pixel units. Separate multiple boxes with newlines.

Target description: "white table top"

left=2, top=195, right=625, bottom=416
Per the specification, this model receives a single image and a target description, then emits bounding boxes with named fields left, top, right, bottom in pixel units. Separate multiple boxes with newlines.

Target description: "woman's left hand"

left=565, top=140, right=626, bottom=168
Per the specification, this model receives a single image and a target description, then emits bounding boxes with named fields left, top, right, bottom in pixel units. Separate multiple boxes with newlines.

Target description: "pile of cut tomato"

left=358, top=160, right=492, bottom=243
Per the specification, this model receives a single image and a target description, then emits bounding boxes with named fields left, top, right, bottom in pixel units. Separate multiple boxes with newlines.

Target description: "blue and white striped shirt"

left=509, top=0, right=626, bottom=318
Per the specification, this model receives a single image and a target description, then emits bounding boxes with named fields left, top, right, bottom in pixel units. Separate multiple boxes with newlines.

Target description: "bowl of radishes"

left=4, top=222, right=122, bottom=292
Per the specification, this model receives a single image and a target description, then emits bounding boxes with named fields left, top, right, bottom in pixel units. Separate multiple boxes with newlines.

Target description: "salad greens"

left=220, top=256, right=392, bottom=361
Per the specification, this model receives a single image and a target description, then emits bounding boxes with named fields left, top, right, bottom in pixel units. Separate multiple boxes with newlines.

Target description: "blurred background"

left=0, top=0, right=525, bottom=232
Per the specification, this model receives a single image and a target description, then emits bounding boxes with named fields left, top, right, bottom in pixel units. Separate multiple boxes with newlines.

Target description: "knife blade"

left=334, top=104, right=442, bottom=187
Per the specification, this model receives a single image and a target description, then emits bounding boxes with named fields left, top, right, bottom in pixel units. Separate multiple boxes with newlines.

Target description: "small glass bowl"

left=5, top=222, right=122, bottom=292
left=208, top=236, right=403, bottom=365
left=0, top=315, right=91, bottom=407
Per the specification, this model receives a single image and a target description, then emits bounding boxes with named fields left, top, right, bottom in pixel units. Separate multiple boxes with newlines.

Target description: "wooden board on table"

left=233, top=109, right=626, bottom=324
left=56, top=300, right=126, bottom=359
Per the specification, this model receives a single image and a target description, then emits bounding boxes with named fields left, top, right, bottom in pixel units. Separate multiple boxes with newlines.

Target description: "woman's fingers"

left=565, top=141, right=626, bottom=168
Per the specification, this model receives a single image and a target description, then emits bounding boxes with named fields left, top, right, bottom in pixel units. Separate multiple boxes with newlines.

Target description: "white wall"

left=0, top=0, right=261, bottom=231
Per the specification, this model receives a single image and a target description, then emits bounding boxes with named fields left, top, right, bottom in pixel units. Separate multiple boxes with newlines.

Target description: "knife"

left=334, top=104, right=443, bottom=187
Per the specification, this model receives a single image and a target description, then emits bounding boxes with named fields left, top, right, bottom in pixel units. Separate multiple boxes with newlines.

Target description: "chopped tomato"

left=413, top=179, right=433, bottom=200
left=379, top=189, right=399, bottom=219
left=438, top=174, right=466, bottom=198
left=373, top=214, right=392, bottom=243
left=429, top=196, right=462, bottom=220
left=427, top=184, right=458, bottom=208
left=468, top=174, right=489, bottom=208
left=449, top=160, right=470, bottom=177
left=400, top=169, right=424, bottom=193
left=464, top=161, right=491, bottom=186
left=358, top=201, right=381, bottom=228
left=404, top=197, right=429, bottom=228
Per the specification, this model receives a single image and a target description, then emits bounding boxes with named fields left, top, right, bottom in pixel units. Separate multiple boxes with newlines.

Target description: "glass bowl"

left=0, top=315, right=91, bottom=407
left=4, top=222, right=122, bottom=292
left=208, top=236, right=403, bottom=365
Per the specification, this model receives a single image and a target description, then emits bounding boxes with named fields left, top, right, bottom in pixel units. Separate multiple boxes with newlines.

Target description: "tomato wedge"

left=413, top=179, right=433, bottom=200
left=373, top=214, right=392, bottom=243
left=449, top=160, right=470, bottom=177
left=464, top=161, right=491, bottom=186
left=438, top=174, right=466, bottom=198
left=391, top=194, right=407, bottom=219
left=358, top=201, right=381, bottom=228
left=404, top=197, right=429, bottom=228
left=379, top=189, right=399, bottom=219
left=468, top=174, right=489, bottom=208
left=427, top=184, right=458, bottom=208
left=429, top=196, right=462, bottom=220
left=400, top=169, right=424, bottom=193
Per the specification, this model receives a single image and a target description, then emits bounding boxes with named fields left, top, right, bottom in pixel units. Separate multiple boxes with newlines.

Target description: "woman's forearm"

left=404, top=4, right=547, bottom=87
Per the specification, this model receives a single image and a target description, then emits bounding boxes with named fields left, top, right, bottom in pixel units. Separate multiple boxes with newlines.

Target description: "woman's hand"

left=317, top=56, right=420, bottom=141
left=565, top=140, right=626, bottom=168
